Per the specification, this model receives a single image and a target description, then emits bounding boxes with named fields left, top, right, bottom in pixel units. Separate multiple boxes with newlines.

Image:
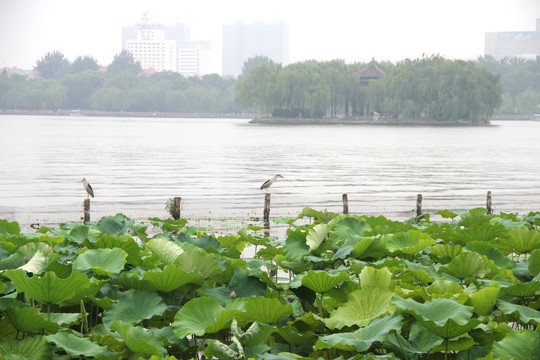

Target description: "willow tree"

left=376, top=55, right=502, bottom=122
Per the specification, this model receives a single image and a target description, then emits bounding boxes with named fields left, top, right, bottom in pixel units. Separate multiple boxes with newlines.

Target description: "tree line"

left=1, top=50, right=539, bottom=119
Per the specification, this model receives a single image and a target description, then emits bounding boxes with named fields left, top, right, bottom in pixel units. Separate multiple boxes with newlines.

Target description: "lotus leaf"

left=427, top=279, right=464, bottom=297
left=465, top=241, right=513, bottom=269
left=276, top=327, right=317, bottom=346
left=332, top=217, right=372, bottom=240
left=96, top=214, right=137, bottom=235
left=385, top=321, right=444, bottom=358
left=431, top=243, right=462, bottom=262
left=204, top=340, right=241, bottom=360
left=172, top=297, right=243, bottom=338
left=242, top=297, right=294, bottom=324
left=0, top=336, right=51, bottom=360
left=73, top=248, right=128, bottom=275
left=306, top=223, right=328, bottom=252
left=175, top=249, right=222, bottom=279
left=316, top=312, right=402, bottom=352
left=145, top=237, right=184, bottom=265
left=492, top=328, right=540, bottom=360
left=528, top=248, right=540, bottom=276
left=442, top=251, right=487, bottom=280
left=0, top=219, right=21, bottom=234
left=498, top=227, right=540, bottom=255
left=142, top=264, right=203, bottom=292
left=497, top=300, right=540, bottom=325
left=431, top=336, right=475, bottom=352
left=228, top=267, right=267, bottom=297
left=87, top=234, right=143, bottom=265
left=110, top=320, right=167, bottom=356
left=239, top=321, right=277, bottom=347
left=359, top=266, right=392, bottom=288
left=102, top=289, right=167, bottom=326
left=387, top=230, right=435, bottom=255
left=5, top=306, right=59, bottom=333
left=468, top=286, right=500, bottom=316
left=325, top=287, right=394, bottom=329
left=501, top=281, right=540, bottom=298
left=300, top=270, right=349, bottom=293
left=45, top=331, right=115, bottom=357
left=394, top=297, right=481, bottom=339
left=5, top=269, right=90, bottom=305
left=0, top=252, right=24, bottom=270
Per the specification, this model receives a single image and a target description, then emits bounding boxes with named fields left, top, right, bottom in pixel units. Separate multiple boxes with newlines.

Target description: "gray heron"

left=81, top=178, right=94, bottom=198
left=260, top=174, right=284, bottom=193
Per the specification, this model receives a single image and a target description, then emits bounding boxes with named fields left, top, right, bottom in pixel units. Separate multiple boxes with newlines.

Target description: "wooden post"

left=486, top=191, right=493, bottom=215
left=342, top=194, right=349, bottom=214
left=416, top=194, right=422, bottom=217
left=263, top=193, right=271, bottom=222
left=83, top=198, right=90, bottom=224
left=173, top=196, right=182, bottom=220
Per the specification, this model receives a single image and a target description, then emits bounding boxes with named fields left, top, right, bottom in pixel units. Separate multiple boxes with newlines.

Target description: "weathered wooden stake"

left=83, top=198, right=90, bottom=224
left=416, top=194, right=423, bottom=217
left=264, top=193, right=271, bottom=222
left=174, top=196, right=182, bottom=220
left=342, top=194, right=349, bottom=214
left=486, top=191, right=493, bottom=215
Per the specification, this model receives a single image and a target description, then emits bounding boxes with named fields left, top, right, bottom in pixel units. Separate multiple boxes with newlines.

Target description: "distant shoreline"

left=249, top=117, right=493, bottom=126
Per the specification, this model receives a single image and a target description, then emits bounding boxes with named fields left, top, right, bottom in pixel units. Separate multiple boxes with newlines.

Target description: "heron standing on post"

left=260, top=174, right=284, bottom=193
left=81, top=178, right=94, bottom=199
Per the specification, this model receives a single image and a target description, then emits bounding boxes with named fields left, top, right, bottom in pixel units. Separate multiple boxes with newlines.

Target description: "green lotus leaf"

left=142, top=264, right=203, bottom=292
left=110, top=320, right=167, bottom=356
left=394, top=296, right=481, bottom=339
left=62, top=278, right=106, bottom=306
left=0, top=252, right=24, bottom=270
left=73, top=248, right=128, bottom=275
left=436, top=209, right=458, bottom=219
left=18, top=249, right=46, bottom=274
left=204, top=339, right=240, bottom=360
left=387, top=230, right=435, bottom=255
left=0, top=219, right=21, bottom=234
left=283, top=228, right=309, bottom=261
left=306, top=223, right=328, bottom=252
left=148, top=217, right=188, bottom=232
left=427, top=280, right=464, bottom=297
left=386, top=321, right=444, bottom=358
left=528, top=248, right=540, bottom=276
left=431, top=244, right=462, bottom=262
left=332, top=217, right=372, bottom=242
left=5, top=269, right=90, bottom=305
left=451, top=222, right=508, bottom=244
left=5, top=306, right=59, bottom=333
left=87, top=234, right=143, bottom=266
left=467, top=286, right=500, bottom=316
left=316, top=312, right=402, bottom=352
left=239, top=321, right=277, bottom=347
left=45, top=332, right=115, bottom=357
left=300, top=270, right=349, bottom=293
left=359, top=266, right=392, bottom=288
left=242, top=297, right=294, bottom=324
left=96, top=214, right=137, bottom=236
left=145, top=237, right=184, bottom=265
left=276, top=327, right=317, bottom=346
left=501, top=281, right=540, bottom=298
left=175, top=249, right=222, bottom=279
left=498, top=227, right=540, bottom=255
left=492, top=328, right=540, bottom=360
left=465, top=241, right=513, bottom=269
left=172, top=297, right=243, bottom=338
left=441, top=251, right=487, bottom=280
left=0, top=336, right=52, bottom=360
left=102, top=289, right=167, bottom=326
left=228, top=267, right=267, bottom=298
left=432, top=336, right=475, bottom=352
left=325, top=287, right=394, bottom=329
left=497, top=300, right=540, bottom=325
left=68, top=225, right=89, bottom=244
left=46, top=312, right=80, bottom=326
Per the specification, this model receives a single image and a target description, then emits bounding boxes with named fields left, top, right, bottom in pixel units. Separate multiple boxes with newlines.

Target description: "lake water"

left=1, top=115, right=539, bottom=228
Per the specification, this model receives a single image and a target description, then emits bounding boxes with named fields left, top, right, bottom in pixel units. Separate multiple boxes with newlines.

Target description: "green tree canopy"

left=35, top=51, right=70, bottom=79
left=107, top=50, right=142, bottom=75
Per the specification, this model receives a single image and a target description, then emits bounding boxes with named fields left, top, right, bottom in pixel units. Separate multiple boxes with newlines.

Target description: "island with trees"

left=1, top=51, right=539, bottom=124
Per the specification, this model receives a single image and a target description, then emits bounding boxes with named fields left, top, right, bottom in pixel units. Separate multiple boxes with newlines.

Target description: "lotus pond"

left=1, top=208, right=540, bottom=360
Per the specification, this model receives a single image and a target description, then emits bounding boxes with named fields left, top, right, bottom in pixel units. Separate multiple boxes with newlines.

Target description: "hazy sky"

left=1, top=0, right=539, bottom=73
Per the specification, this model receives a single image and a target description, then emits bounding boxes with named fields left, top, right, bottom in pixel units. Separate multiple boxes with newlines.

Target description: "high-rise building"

left=485, top=19, right=540, bottom=60
left=122, top=21, right=210, bottom=76
left=125, top=25, right=177, bottom=72
left=178, top=41, right=212, bottom=77
left=222, top=21, right=290, bottom=78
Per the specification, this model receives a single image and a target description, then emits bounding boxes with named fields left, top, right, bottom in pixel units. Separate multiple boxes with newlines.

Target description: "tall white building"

left=122, top=21, right=211, bottom=76
left=178, top=42, right=211, bottom=77
left=222, top=21, right=290, bottom=78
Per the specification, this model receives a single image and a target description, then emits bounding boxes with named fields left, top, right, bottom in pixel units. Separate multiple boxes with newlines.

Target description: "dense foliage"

left=1, top=51, right=539, bottom=118
left=1, top=207, right=540, bottom=359
left=370, top=56, right=502, bottom=123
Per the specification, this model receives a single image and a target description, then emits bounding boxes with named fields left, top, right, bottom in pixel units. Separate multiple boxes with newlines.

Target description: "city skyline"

left=1, top=0, right=539, bottom=74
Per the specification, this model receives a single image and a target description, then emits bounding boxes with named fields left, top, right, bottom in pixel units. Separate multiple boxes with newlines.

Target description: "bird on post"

left=260, top=174, right=284, bottom=193
left=80, top=178, right=94, bottom=199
